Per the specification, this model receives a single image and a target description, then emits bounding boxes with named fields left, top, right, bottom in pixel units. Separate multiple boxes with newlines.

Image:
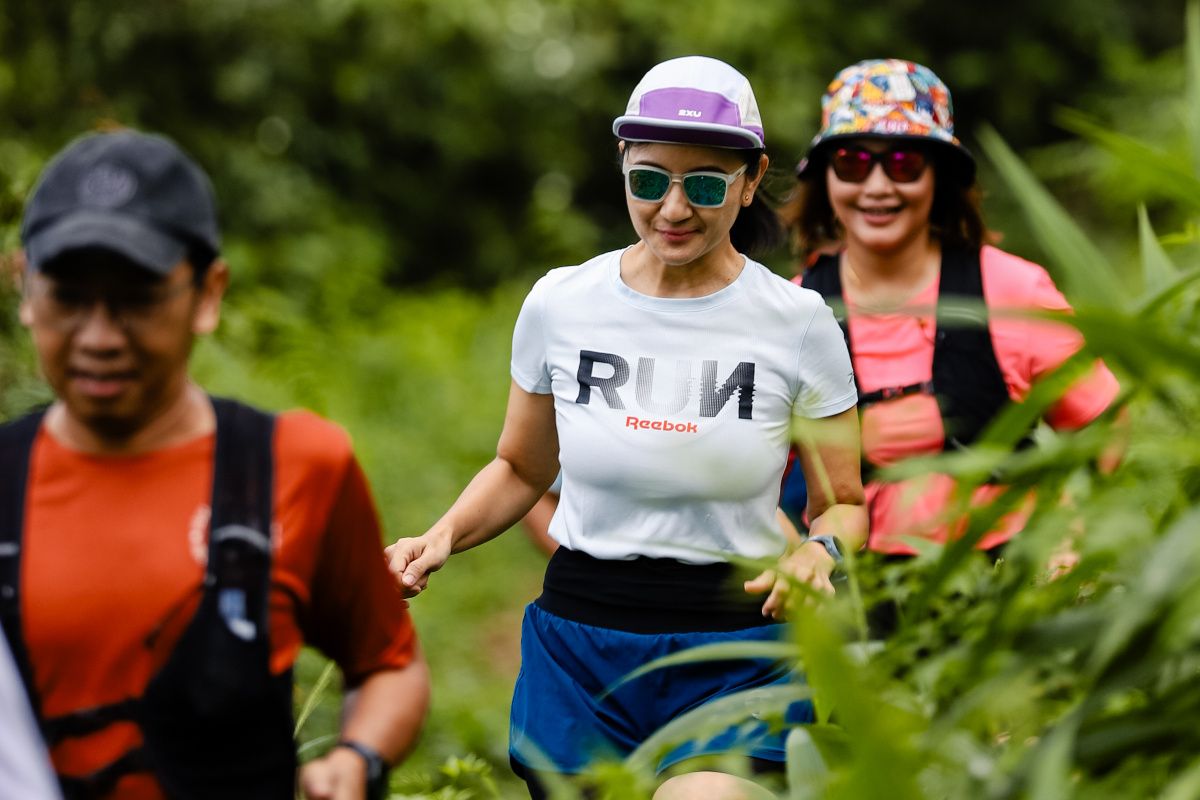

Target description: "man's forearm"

left=339, top=647, right=431, bottom=765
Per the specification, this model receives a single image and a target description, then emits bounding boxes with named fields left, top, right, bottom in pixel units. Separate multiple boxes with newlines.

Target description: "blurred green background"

left=2, top=1, right=1199, bottom=797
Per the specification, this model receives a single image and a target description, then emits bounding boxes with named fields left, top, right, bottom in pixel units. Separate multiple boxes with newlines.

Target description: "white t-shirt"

left=0, top=635, right=60, bottom=799
left=511, top=249, right=856, bottom=563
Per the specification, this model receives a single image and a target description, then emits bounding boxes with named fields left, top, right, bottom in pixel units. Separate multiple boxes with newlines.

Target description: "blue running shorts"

left=509, top=602, right=813, bottom=775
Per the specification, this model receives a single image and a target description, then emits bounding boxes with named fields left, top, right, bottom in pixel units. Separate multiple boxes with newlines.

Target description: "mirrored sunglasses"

left=622, top=163, right=748, bottom=208
left=829, top=146, right=929, bottom=183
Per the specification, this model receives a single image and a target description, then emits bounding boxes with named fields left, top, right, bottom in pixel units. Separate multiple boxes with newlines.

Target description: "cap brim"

left=613, top=117, right=764, bottom=150
left=798, top=133, right=976, bottom=183
left=24, top=210, right=188, bottom=275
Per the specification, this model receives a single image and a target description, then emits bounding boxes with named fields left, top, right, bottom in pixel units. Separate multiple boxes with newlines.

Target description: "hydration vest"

left=0, top=398, right=296, bottom=799
left=803, top=247, right=1015, bottom=462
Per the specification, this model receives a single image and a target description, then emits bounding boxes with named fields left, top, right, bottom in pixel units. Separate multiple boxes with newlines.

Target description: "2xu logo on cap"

left=77, top=163, right=138, bottom=209
left=677, top=109, right=703, bottom=118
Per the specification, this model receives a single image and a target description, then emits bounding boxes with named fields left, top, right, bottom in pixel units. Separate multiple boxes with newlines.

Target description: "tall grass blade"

left=1056, top=109, right=1200, bottom=213
left=624, top=684, right=812, bottom=774
left=1137, top=205, right=1180, bottom=296
left=597, top=640, right=800, bottom=700
left=296, top=733, right=337, bottom=757
left=1088, top=507, right=1200, bottom=676
left=295, top=660, right=337, bottom=738
left=978, top=125, right=1124, bottom=308
left=1027, top=716, right=1078, bottom=800
left=1161, top=756, right=1200, bottom=800
left=508, top=738, right=591, bottom=800
left=1134, top=266, right=1200, bottom=316
left=1187, top=0, right=1200, bottom=175
left=785, top=727, right=827, bottom=800
left=793, top=606, right=924, bottom=800
left=1070, top=309, right=1200, bottom=380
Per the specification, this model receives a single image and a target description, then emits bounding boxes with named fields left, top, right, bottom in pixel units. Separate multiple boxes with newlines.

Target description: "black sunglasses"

left=829, top=146, right=929, bottom=183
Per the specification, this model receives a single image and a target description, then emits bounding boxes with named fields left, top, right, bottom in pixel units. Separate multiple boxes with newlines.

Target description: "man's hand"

left=744, top=540, right=837, bottom=620
left=299, top=747, right=369, bottom=800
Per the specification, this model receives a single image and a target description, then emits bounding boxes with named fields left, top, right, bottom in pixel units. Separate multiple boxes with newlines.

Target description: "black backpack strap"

left=802, top=252, right=860, bottom=390
left=57, top=748, right=150, bottom=800
left=209, top=396, right=275, bottom=534
left=801, top=254, right=848, bottom=338
left=802, top=253, right=878, bottom=486
left=0, top=409, right=49, bottom=725
left=208, top=397, right=275, bottom=629
left=933, top=248, right=1012, bottom=450
left=137, top=396, right=295, bottom=800
left=42, top=698, right=142, bottom=742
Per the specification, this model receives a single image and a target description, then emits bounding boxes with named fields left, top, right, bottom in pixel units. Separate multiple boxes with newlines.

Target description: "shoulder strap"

left=801, top=254, right=846, bottom=327
left=802, top=252, right=857, bottom=383
left=209, top=397, right=275, bottom=536
left=0, top=409, right=49, bottom=722
left=932, top=247, right=1011, bottom=449
left=208, top=397, right=276, bottom=629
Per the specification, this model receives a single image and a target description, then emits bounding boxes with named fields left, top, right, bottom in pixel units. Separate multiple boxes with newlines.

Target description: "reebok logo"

left=575, top=349, right=756, bottom=420
left=625, top=416, right=699, bottom=433
left=677, top=109, right=703, bottom=118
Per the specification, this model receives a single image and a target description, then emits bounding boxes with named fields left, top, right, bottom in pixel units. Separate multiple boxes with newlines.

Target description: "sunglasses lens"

left=681, top=174, right=728, bottom=207
left=829, top=147, right=928, bottom=183
left=627, top=168, right=670, bottom=201
left=883, top=149, right=928, bottom=182
left=830, top=148, right=873, bottom=182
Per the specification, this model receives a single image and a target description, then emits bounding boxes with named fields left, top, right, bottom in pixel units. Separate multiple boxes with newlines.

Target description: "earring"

left=743, top=194, right=752, bottom=204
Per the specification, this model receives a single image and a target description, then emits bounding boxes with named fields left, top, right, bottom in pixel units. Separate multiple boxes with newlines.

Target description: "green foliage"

left=391, top=753, right=503, bottom=799
left=0, top=0, right=1187, bottom=289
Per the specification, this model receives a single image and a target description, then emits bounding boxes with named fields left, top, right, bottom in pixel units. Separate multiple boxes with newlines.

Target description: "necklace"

left=841, top=248, right=940, bottom=315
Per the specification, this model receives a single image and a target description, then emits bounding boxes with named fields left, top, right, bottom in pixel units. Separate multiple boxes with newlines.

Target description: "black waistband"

left=535, top=547, right=774, bottom=634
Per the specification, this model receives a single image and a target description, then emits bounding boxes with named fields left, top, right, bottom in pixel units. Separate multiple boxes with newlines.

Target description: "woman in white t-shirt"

left=387, top=56, right=866, bottom=799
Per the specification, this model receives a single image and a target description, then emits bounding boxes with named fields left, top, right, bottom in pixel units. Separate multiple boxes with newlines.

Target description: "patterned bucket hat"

left=796, top=59, right=975, bottom=182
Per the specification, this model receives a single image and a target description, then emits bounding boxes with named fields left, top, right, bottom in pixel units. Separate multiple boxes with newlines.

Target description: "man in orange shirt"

left=1, top=129, right=428, bottom=799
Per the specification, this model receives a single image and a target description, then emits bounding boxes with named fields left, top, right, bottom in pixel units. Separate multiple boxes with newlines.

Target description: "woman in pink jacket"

left=782, top=59, right=1119, bottom=565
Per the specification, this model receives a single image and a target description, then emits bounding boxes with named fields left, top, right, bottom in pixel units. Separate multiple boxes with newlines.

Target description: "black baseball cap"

left=20, top=129, right=220, bottom=275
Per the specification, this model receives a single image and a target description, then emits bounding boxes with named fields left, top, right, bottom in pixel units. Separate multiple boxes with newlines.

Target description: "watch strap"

left=335, top=739, right=389, bottom=800
left=805, top=535, right=845, bottom=563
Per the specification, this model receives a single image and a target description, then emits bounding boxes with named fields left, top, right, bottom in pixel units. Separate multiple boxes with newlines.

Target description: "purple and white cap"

left=612, top=56, right=765, bottom=150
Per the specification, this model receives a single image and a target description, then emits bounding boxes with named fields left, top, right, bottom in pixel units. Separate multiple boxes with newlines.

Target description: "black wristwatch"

left=805, top=535, right=845, bottom=564
left=336, top=739, right=389, bottom=800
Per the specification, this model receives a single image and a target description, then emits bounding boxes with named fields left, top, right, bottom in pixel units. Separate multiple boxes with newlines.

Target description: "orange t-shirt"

left=799, top=246, right=1120, bottom=554
left=20, top=409, right=416, bottom=798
